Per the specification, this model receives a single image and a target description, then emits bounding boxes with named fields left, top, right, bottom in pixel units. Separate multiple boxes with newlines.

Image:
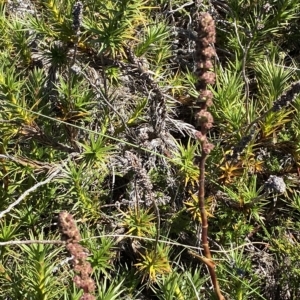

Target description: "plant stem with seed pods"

left=194, top=12, right=225, bottom=300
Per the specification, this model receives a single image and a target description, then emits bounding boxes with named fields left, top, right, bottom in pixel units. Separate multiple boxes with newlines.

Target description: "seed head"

left=72, top=1, right=83, bottom=35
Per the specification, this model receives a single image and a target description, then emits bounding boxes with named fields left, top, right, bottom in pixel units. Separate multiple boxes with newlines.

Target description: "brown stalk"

left=194, top=12, right=225, bottom=300
left=198, top=150, right=224, bottom=300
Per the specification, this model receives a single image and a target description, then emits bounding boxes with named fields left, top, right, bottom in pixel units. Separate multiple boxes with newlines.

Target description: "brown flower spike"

left=58, top=211, right=96, bottom=300
left=194, top=13, right=225, bottom=300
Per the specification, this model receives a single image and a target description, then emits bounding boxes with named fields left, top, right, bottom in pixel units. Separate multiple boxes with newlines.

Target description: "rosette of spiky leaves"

left=97, top=276, right=126, bottom=300
left=218, top=0, right=300, bottom=67
left=61, top=160, right=110, bottom=220
left=184, top=193, right=214, bottom=222
left=0, top=220, right=20, bottom=261
left=135, top=21, right=171, bottom=72
left=216, top=175, right=267, bottom=229
left=218, top=160, right=244, bottom=184
left=217, top=246, right=262, bottom=300
left=78, top=133, right=115, bottom=168
left=84, top=0, right=150, bottom=58
left=0, top=64, right=38, bottom=133
left=155, top=267, right=207, bottom=300
left=80, top=227, right=116, bottom=278
left=254, top=44, right=295, bottom=105
left=259, top=109, right=292, bottom=142
left=212, top=65, right=248, bottom=133
left=0, top=232, right=65, bottom=299
left=122, top=208, right=156, bottom=238
left=64, top=275, right=127, bottom=300
left=135, top=22, right=169, bottom=56
left=26, top=0, right=75, bottom=41
left=135, top=243, right=171, bottom=284
left=6, top=17, right=34, bottom=67
left=170, top=138, right=200, bottom=188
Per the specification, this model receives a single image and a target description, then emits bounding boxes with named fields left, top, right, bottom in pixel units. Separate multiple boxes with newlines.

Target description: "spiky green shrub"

left=1, top=1, right=300, bottom=299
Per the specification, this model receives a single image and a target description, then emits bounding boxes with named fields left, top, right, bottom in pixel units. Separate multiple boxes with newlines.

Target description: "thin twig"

left=0, top=240, right=65, bottom=246
left=274, top=64, right=300, bottom=71
left=166, top=1, right=194, bottom=13
left=0, top=168, right=61, bottom=220
left=0, top=233, right=268, bottom=252
left=0, top=154, right=53, bottom=171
